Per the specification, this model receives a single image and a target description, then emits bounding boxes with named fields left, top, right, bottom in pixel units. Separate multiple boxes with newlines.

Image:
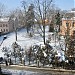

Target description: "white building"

left=0, top=17, right=15, bottom=34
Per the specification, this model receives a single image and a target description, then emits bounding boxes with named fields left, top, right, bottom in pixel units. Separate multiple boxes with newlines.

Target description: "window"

left=70, top=23, right=71, bottom=27
left=73, top=31, right=75, bottom=34
left=72, top=22, right=74, bottom=27
left=3, top=24, right=5, bottom=27
left=6, top=29, right=8, bottom=32
left=1, top=29, right=2, bottom=32
left=66, top=23, right=69, bottom=27
left=6, top=24, right=8, bottom=27
left=4, top=29, right=5, bottom=32
left=0, top=24, right=2, bottom=27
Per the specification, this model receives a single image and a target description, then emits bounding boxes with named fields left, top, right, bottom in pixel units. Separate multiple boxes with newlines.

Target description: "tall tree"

left=34, top=0, right=53, bottom=44
left=9, top=9, right=24, bottom=28
left=0, top=2, right=5, bottom=17
left=49, top=15, right=55, bottom=32
left=21, top=0, right=53, bottom=44
left=65, top=31, right=75, bottom=69
left=21, top=0, right=27, bottom=26
left=26, top=4, right=35, bottom=33
left=55, top=12, right=61, bottom=32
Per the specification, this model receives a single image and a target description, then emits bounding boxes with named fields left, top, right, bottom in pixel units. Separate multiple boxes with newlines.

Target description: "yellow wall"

left=60, top=19, right=75, bottom=36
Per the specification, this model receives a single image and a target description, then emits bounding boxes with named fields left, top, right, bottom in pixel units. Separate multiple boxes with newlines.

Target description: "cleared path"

left=1, top=64, right=75, bottom=75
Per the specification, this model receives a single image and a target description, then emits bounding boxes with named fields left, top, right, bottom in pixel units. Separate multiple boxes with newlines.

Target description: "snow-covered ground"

left=0, top=26, right=65, bottom=60
left=2, top=69, right=51, bottom=75
left=0, top=26, right=66, bottom=75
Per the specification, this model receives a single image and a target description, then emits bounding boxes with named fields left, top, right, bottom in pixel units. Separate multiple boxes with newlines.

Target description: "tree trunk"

left=15, top=31, right=17, bottom=41
left=43, top=24, right=45, bottom=44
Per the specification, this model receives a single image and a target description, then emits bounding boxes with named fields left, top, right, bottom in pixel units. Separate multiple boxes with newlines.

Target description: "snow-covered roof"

left=62, top=17, right=75, bottom=20
left=67, top=10, right=75, bottom=13
left=70, top=11, right=75, bottom=13
left=0, top=18, right=9, bottom=22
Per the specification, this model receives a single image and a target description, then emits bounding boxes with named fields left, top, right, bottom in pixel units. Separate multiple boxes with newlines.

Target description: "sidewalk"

left=1, top=64, right=75, bottom=75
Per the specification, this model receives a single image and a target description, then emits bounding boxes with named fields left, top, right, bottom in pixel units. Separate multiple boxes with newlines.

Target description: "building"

left=0, top=17, right=16, bottom=34
left=60, top=11, right=75, bottom=36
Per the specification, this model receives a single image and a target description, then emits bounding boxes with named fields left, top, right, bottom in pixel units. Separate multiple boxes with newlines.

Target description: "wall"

left=60, top=18, right=75, bottom=36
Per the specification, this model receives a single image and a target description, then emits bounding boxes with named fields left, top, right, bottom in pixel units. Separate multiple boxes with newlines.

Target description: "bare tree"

left=21, top=0, right=54, bottom=44
left=9, top=8, right=24, bottom=28
left=34, top=0, right=53, bottom=44
left=0, top=2, right=5, bottom=17
left=21, top=0, right=28, bottom=27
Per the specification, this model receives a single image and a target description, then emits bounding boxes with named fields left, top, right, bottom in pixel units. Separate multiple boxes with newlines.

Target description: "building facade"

left=60, top=11, right=75, bottom=36
left=0, top=18, right=15, bottom=34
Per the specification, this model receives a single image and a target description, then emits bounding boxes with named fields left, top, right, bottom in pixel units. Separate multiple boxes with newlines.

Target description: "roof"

left=62, top=17, right=75, bottom=20
left=0, top=18, right=9, bottom=22
left=70, top=11, right=75, bottom=13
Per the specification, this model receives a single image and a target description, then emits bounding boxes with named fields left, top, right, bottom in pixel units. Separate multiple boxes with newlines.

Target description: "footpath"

left=1, top=64, right=75, bottom=75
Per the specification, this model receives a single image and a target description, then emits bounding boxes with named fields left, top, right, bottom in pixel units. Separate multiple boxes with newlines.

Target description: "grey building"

left=0, top=17, right=15, bottom=34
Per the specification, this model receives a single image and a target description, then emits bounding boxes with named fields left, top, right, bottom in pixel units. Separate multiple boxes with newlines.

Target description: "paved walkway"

left=1, top=64, right=75, bottom=75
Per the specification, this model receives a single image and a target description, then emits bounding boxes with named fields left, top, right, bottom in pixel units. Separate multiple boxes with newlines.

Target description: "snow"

left=0, top=18, right=9, bottom=22
left=0, top=51, right=4, bottom=57
left=2, top=69, right=51, bottom=75
left=0, top=26, right=65, bottom=61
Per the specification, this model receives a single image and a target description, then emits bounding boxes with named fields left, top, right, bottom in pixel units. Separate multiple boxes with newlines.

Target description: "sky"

left=0, top=0, right=74, bottom=11
left=54, top=0, right=74, bottom=10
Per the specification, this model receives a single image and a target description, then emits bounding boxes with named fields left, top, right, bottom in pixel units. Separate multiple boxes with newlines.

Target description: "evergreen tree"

left=49, top=15, right=55, bottom=32
left=26, top=4, right=35, bottom=33
left=55, top=12, right=61, bottom=32
left=65, top=31, right=75, bottom=69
